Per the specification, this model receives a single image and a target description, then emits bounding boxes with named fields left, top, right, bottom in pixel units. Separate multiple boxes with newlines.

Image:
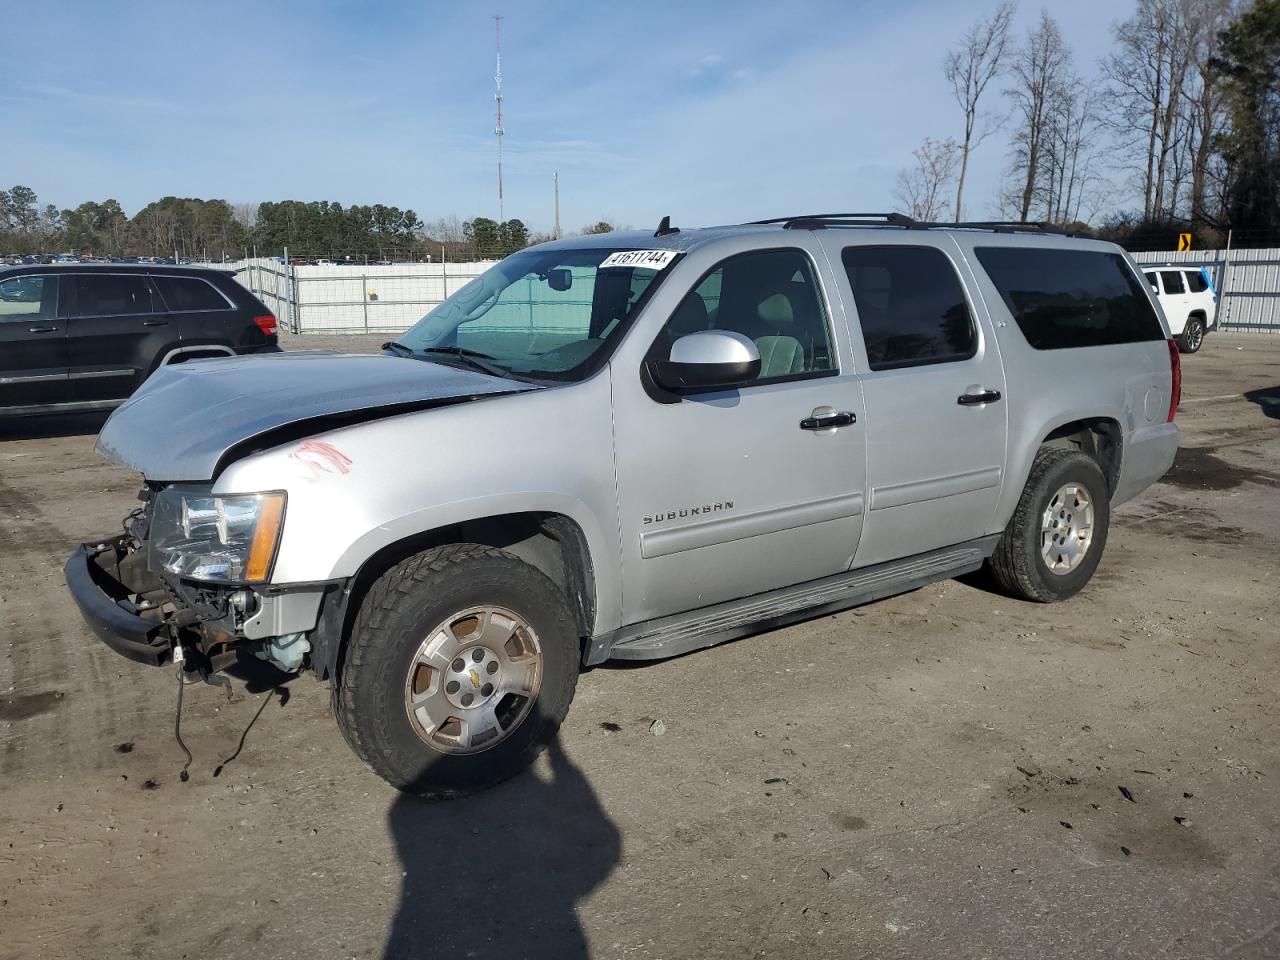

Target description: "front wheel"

left=1178, top=317, right=1205, bottom=353
left=336, top=543, right=580, bottom=798
left=987, top=448, right=1110, bottom=603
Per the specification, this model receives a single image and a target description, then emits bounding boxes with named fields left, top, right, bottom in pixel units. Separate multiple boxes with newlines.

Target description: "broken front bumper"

left=64, top=540, right=173, bottom=667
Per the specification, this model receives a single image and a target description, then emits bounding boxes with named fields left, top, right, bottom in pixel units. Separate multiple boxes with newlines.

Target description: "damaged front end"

left=66, top=487, right=344, bottom=681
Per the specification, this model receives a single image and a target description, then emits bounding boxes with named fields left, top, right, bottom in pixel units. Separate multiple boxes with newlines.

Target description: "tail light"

left=1166, top=338, right=1181, bottom=422
left=253, top=314, right=278, bottom=337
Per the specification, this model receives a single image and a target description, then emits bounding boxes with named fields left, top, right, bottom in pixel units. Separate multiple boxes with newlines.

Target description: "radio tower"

left=493, top=15, right=505, bottom=223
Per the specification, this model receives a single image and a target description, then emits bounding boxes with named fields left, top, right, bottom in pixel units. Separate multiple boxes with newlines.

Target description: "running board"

left=588, top=536, right=999, bottom=665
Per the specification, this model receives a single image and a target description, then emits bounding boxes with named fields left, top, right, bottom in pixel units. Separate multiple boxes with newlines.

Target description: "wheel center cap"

left=443, top=646, right=501, bottom=709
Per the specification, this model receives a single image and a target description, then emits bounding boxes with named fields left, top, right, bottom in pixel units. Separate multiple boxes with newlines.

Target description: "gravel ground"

left=1, top=332, right=1277, bottom=960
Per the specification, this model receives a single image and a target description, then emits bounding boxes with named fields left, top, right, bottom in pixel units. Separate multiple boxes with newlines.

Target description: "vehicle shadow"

left=383, top=737, right=620, bottom=959
left=0, top=410, right=111, bottom=441
left=1244, top=386, right=1280, bottom=421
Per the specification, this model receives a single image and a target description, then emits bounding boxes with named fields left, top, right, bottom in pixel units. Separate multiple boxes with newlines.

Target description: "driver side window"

left=660, top=249, right=835, bottom=382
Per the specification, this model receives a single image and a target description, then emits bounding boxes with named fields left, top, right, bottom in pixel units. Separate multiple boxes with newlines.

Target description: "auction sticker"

left=599, top=249, right=678, bottom=270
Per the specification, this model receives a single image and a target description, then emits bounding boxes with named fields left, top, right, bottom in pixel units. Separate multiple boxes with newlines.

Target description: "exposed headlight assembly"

left=149, top=488, right=286, bottom=584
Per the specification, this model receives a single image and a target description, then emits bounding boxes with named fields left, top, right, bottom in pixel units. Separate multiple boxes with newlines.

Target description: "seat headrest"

left=757, top=292, right=794, bottom=328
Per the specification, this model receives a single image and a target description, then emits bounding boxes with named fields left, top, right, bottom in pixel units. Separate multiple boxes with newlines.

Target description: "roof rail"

left=749, top=214, right=1079, bottom=237
left=752, top=212, right=918, bottom=229
left=946, top=220, right=1073, bottom=236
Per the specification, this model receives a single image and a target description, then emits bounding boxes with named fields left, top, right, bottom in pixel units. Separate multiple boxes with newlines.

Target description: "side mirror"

left=546, top=268, right=572, bottom=292
left=651, top=330, right=761, bottom=391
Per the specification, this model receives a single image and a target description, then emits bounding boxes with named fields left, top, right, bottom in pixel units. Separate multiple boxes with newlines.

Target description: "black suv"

left=0, top=265, right=278, bottom=416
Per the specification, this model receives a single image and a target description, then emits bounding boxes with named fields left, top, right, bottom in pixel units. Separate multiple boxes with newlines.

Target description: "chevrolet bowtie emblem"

left=468, top=669, right=482, bottom=689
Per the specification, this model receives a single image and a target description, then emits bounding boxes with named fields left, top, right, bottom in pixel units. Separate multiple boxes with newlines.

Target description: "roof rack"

left=750, top=213, right=1075, bottom=236
left=752, top=213, right=918, bottom=229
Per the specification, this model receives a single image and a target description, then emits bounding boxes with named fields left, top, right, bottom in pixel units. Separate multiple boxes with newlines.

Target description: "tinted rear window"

left=1185, top=270, right=1209, bottom=293
left=974, top=248, right=1164, bottom=350
left=153, top=275, right=230, bottom=312
left=1160, top=270, right=1185, bottom=294
left=841, top=246, right=976, bottom=370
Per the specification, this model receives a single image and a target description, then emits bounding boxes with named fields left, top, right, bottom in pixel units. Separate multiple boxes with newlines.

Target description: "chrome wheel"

left=1040, top=482, right=1094, bottom=574
left=403, top=606, right=543, bottom=755
left=1185, top=319, right=1204, bottom=351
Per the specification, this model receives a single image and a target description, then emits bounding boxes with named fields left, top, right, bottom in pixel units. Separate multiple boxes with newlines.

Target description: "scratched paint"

left=290, top=439, right=353, bottom=483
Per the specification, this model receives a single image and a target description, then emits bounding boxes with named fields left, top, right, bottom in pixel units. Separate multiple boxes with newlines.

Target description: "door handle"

left=800, top=411, right=856, bottom=430
left=142, top=319, right=169, bottom=327
left=28, top=325, right=58, bottom=333
left=957, top=389, right=1001, bottom=406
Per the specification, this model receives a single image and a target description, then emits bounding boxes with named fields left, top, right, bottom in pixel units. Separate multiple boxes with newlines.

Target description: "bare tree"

left=895, top=137, right=962, bottom=221
left=232, top=202, right=259, bottom=232
left=1182, top=0, right=1236, bottom=225
left=1006, top=12, right=1070, bottom=222
left=945, top=0, right=1016, bottom=221
left=1040, top=79, right=1107, bottom=224
left=1103, top=0, right=1203, bottom=219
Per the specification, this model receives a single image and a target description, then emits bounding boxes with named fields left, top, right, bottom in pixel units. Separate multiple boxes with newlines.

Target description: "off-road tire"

left=1178, top=317, right=1205, bottom=353
left=335, top=543, right=579, bottom=798
left=988, top=448, right=1110, bottom=603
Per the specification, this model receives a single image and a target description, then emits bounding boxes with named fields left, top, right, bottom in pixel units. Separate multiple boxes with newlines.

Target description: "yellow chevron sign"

left=1177, top=233, right=1192, bottom=251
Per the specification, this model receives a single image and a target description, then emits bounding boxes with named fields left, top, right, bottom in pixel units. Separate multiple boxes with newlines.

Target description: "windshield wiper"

left=418, top=346, right=510, bottom=378
left=382, top=340, right=416, bottom=357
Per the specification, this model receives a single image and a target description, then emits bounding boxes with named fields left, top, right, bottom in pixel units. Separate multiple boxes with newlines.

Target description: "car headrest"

left=757, top=292, right=794, bottom=329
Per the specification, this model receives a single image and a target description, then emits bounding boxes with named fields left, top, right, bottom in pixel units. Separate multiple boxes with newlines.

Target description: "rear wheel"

left=336, top=543, right=580, bottom=798
left=1178, top=316, right=1205, bottom=353
left=988, top=448, right=1110, bottom=603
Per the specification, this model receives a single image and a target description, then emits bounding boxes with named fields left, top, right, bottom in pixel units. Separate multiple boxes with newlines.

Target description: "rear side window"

left=841, top=245, right=976, bottom=370
left=974, top=248, right=1164, bottom=350
left=1185, top=270, right=1208, bottom=293
left=72, top=274, right=156, bottom=317
left=153, top=275, right=230, bottom=312
left=1160, top=271, right=1185, bottom=294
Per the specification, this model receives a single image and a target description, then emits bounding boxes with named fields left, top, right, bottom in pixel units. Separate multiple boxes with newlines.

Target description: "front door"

left=823, top=238, right=1008, bottom=567
left=65, top=272, right=173, bottom=403
left=0, top=274, right=68, bottom=410
left=612, top=245, right=867, bottom=625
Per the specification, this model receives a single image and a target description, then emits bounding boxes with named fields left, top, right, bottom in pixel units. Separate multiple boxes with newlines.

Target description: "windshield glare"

left=396, top=247, right=672, bottom=381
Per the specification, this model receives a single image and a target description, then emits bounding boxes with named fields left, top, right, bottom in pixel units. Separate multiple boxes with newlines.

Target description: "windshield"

left=394, top=246, right=675, bottom=381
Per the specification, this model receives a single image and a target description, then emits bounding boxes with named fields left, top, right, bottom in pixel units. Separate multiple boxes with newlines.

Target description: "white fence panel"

left=1133, top=247, right=1280, bottom=332
left=225, top=258, right=497, bottom=334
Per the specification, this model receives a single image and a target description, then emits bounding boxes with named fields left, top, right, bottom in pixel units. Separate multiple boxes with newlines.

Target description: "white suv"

left=1143, top=266, right=1217, bottom=353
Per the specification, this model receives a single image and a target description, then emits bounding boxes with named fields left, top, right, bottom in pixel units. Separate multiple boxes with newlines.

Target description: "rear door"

left=151, top=273, right=243, bottom=350
left=0, top=273, right=68, bottom=410
left=1183, top=269, right=1216, bottom=326
left=65, top=272, right=173, bottom=402
left=819, top=236, right=1008, bottom=567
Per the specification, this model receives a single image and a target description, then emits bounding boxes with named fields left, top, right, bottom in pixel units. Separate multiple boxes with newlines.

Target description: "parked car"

left=1142, top=265, right=1217, bottom=353
left=66, top=214, right=1179, bottom=798
left=0, top=264, right=278, bottom=416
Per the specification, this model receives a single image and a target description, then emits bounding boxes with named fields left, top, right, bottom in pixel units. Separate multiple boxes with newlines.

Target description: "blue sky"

left=1, top=0, right=1136, bottom=233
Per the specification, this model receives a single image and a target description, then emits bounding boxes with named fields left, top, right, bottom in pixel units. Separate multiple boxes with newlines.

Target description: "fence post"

left=440, top=245, right=448, bottom=303
left=1220, top=229, right=1234, bottom=330
left=361, top=275, right=369, bottom=332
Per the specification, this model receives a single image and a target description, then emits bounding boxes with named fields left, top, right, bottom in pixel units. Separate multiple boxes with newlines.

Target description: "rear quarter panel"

left=951, top=235, right=1177, bottom=525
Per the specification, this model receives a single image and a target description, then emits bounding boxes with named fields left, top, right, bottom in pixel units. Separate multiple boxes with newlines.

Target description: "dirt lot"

left=1, top=332, right=1278, bottom=960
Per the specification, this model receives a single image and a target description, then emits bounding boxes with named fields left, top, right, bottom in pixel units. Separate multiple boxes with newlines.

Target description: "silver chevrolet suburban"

left=65, top=213, right=1181, bottom=797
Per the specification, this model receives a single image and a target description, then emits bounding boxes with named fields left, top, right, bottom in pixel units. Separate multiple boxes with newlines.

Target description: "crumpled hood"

left=96, top=351, right=530, bottom=481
